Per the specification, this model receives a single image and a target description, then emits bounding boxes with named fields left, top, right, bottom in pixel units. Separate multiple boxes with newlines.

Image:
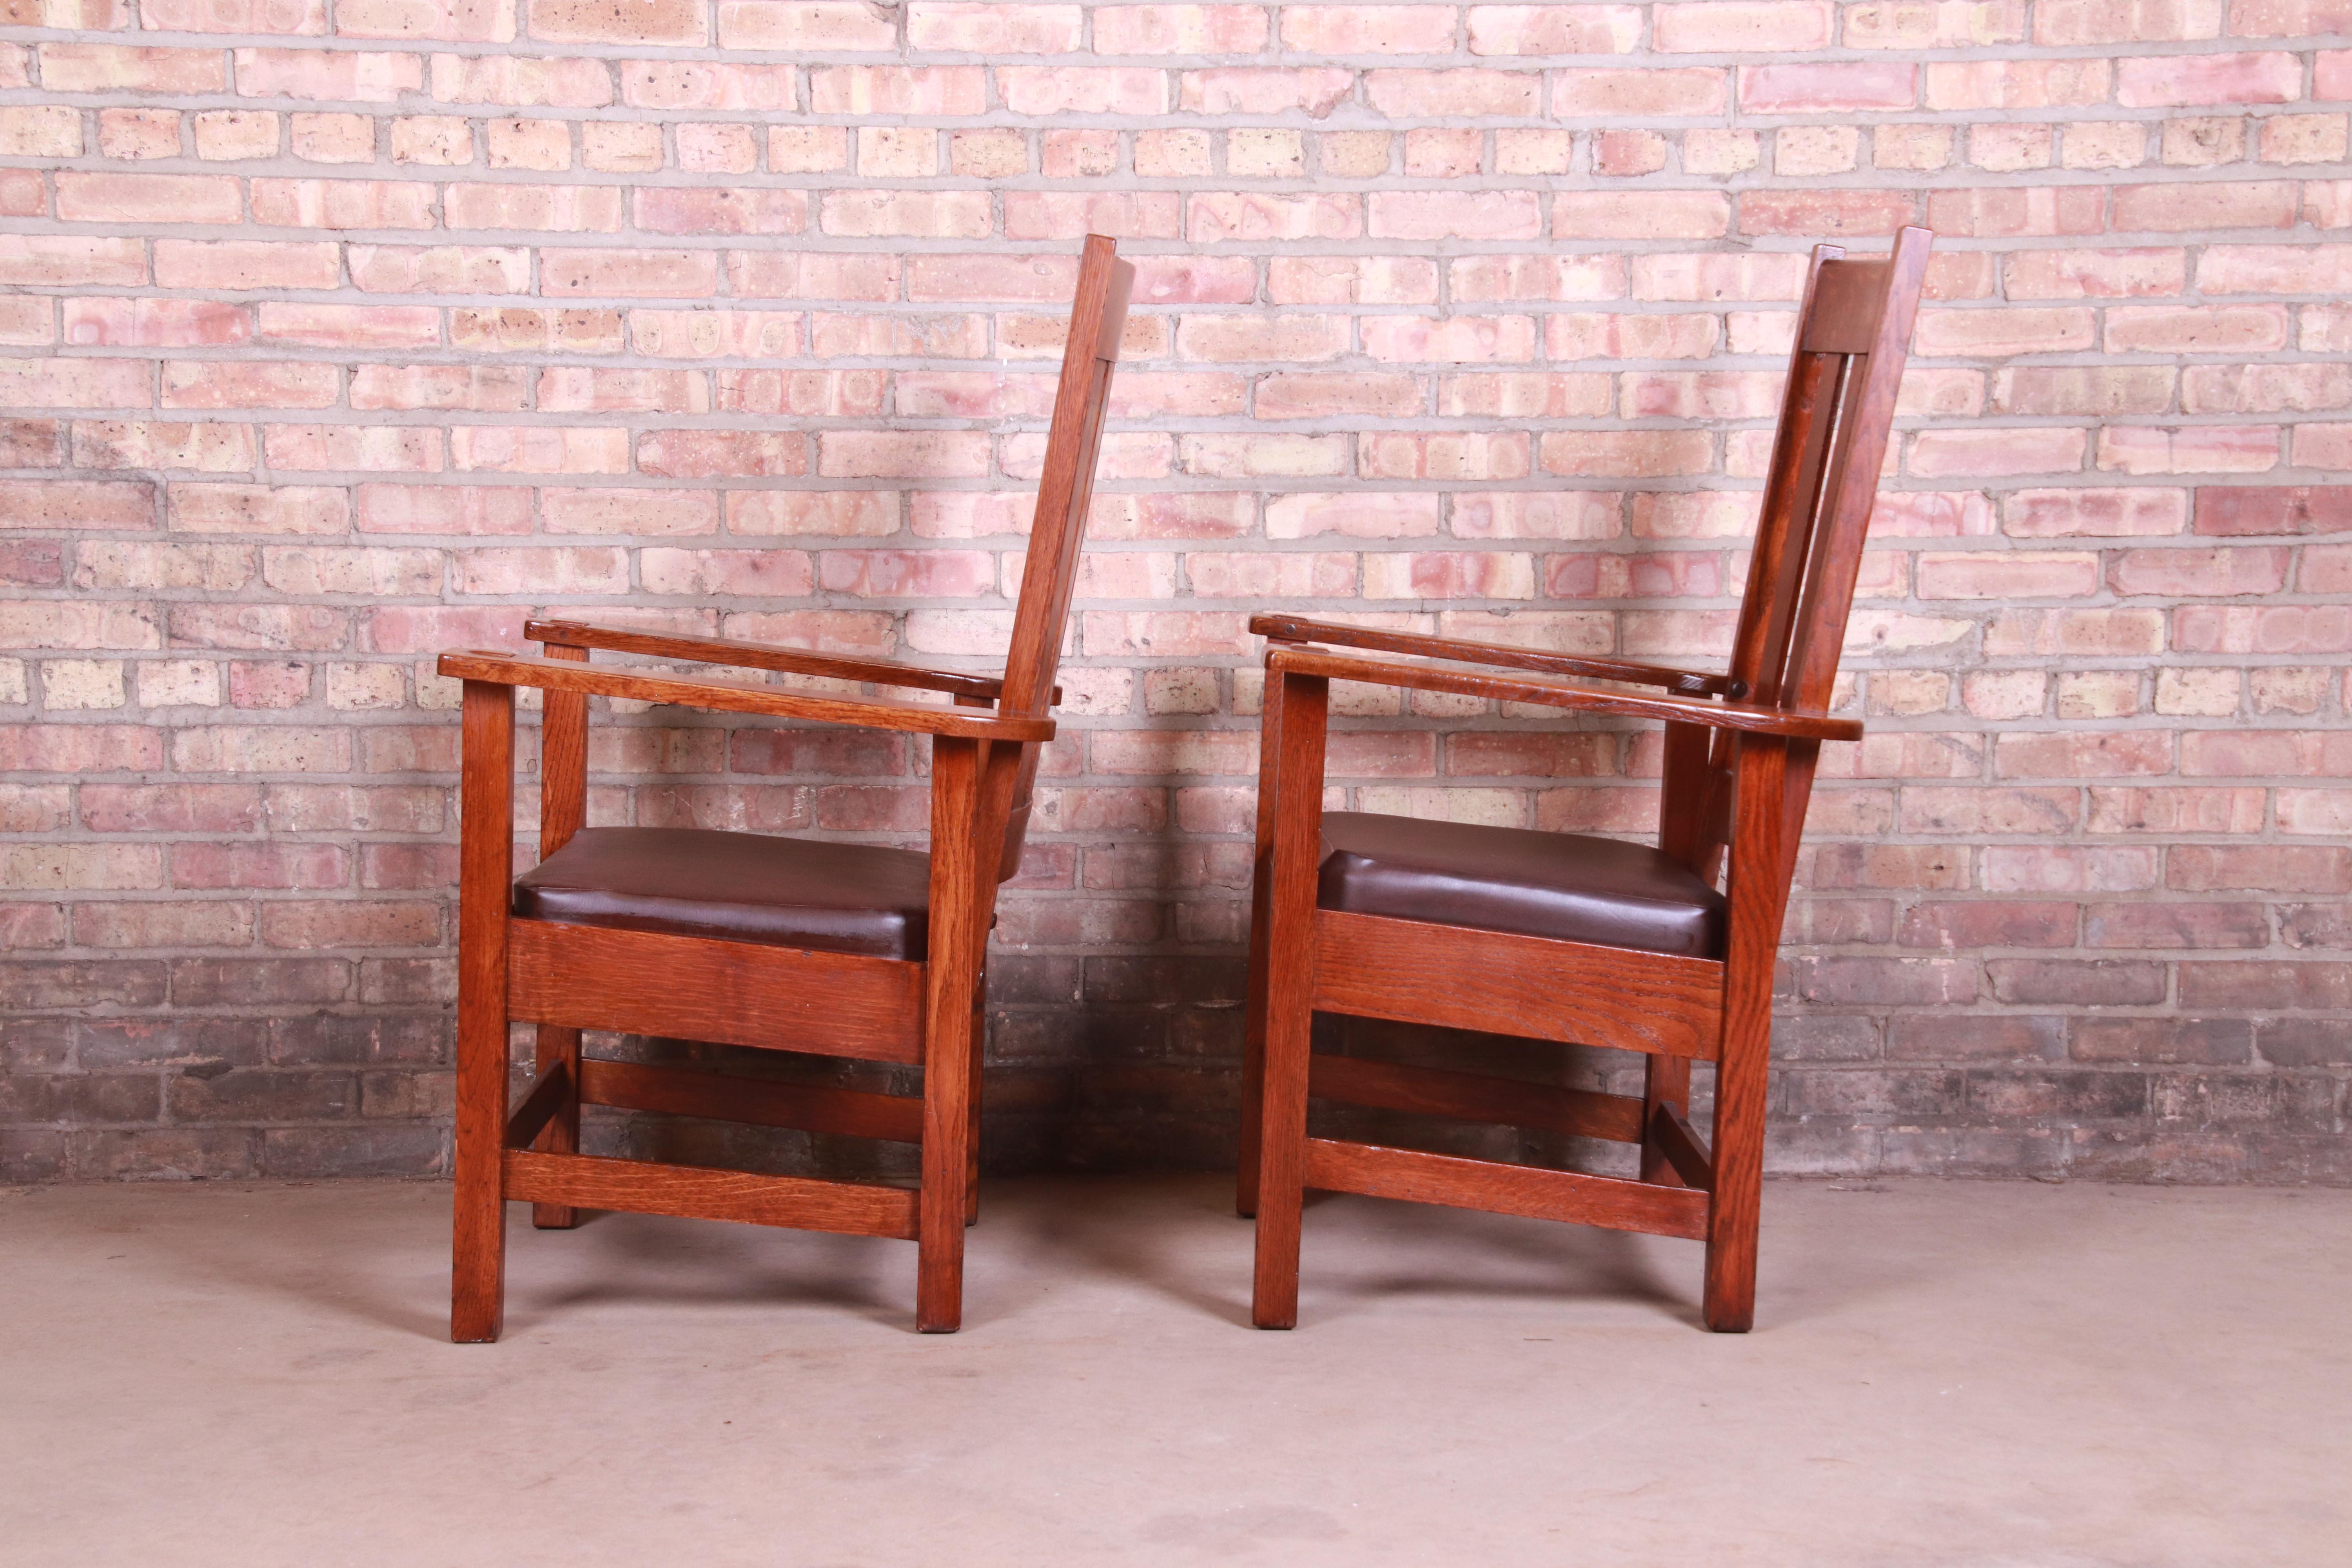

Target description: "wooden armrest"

left=1250, top=613, right=1742, bottom=699
left=1265, top=645, right=1860, bottom=742
left=439, top=650, right=1055, bottom=741
left=525, top=619, right=1057, bottom=706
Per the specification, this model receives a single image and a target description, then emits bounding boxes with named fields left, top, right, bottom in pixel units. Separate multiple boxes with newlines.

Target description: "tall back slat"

left=994, top=234, right=1134, bottom=878
left=1724, top=229, right=1930, bottom=713
left=1678, top=228, right=1932, bottom=867
left=1778, top=230, right=1931, bottom=712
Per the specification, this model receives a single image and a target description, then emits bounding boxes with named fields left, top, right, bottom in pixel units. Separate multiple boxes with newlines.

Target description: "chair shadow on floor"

left=997, top=1173, right=1699, bottom=1332
left=500, top=1211, right=907, bottom=1334
left=131, top=1185, right=911, bottom=1343
left=125, top=1181, right=456, bottom=1343
left=1286, top=1191, right=1698, bottom=1329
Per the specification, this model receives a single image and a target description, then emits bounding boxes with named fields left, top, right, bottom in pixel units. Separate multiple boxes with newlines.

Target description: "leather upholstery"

left=1316, top=811, right=1726, bottom=960
left=513, top=827, right=931, bottom=960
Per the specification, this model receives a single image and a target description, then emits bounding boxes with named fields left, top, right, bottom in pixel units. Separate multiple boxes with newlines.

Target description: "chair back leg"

left=1702, top=735, right=1793, bottom=1332
left=452, top=679, right=515, bottom=1343
left=916, top=736, right=984, bottom=1333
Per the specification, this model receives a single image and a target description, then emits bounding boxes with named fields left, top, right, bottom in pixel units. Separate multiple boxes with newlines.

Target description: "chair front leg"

left=916, top=736, right=984, bottom=1332
left=1236, top=662, right=1288, bottom=1219
left=1704, top=735, right=1792, bottom=1334
left=1251, top=672, right=1329, bottom=1330
left=452, top=679, right=515, bottom=1343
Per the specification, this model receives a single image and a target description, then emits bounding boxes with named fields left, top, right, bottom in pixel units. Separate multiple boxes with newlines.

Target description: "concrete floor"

left=0, top=1176, right=2344, bottom=1567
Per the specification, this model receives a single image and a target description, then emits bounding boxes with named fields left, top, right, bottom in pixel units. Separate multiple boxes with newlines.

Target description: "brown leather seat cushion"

left=513, top=827, right=931, bottom=960
left=1316, top=811, right=1726, bottom=960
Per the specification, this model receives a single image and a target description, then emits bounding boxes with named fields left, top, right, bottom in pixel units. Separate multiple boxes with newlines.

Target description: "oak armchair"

left=1241, top=229, right=1933, bottom=1333
left=438, top=235, right=1133, bottom=1339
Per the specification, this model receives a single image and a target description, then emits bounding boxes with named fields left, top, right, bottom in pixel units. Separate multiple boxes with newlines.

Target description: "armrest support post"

left=538, top=641, right=588, bottom=860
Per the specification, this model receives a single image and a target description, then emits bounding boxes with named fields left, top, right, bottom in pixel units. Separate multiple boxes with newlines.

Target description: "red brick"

left=2117, top=51, right=2300, bottom=107
left=717, top=0, right=898, bottom=49
left=171, top=842, right=347, bottom=891
left=1558, top=191, right=1733, bottom=240
left=40, top=43, right=224, bottom=93
left=1178, top=65, right=1354, bottom=114
left=2109, top=546, right=2290, bottom=597
left=1926, top=185, right=2107, bottom=238
left=2171, top=846, right=2352, bottom=894
left=807, top=64, right=981, bottom=114
left=632, top=189, right=808, bottom=238
left=1738, top=61, right=1914, bottom=112
left=2004, top=247, right=2186, bottom=299
left=260, top=900, right=437, bottom=949
left=429, top=53, right=612, bottom=106
left=1917, top=551, right=2102, bottom=600
left=2036, top=0, right=2217, bottom=42
left=617, top=428, right=803, bottom=480
left=234, top=47, right=423, bottom=100
left=2194, top=486, right=2352, bottom=535
left=56, top=172, right=240, bottom=225
left=1188, top=192, right=1365, bottom=243
left=336, top=0, right=510, bottom=40
left=528, top=0, right=702, bottom=44
left=352, top=483, right=528, bottom=535
left=1548, top=65, right=1725, bottom=115
left=1925, top=57, right=2110, bottom=109
left=2114, top=180, right=2298, bottom=231
left=2003, top=488, right=2188, bottom=538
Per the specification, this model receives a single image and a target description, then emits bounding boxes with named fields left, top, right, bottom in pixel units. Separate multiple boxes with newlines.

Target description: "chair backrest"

left=1672, top=228, right=1931, bottom=876
left=994, top=233, right=1134, bottom=879
left=1730, top=227, right=1931, bottom=714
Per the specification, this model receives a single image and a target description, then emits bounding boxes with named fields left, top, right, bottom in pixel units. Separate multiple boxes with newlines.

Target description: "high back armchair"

left=438, top=235, right=1133, bottom=1340
left=1240, top=229, right=1932, bottom=1333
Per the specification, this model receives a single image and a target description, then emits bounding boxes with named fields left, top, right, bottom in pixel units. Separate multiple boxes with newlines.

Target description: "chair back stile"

left=1672, top=228, right=1933, bottom=882
left=991, top=236, right=1135, bottom=881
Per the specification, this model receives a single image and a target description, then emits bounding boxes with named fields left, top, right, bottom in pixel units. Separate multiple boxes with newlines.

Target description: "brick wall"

left=2, top=1, right=2347, bottom=1185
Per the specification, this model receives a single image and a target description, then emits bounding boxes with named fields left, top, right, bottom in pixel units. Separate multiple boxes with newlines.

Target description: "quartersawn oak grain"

left=1304, top=1138, right=1709, bottom=1242
left=502, top=1150, right=919, bottom=1240
left=1313, top=910, right=1724, bottom=1062
left=506, top=916, right=926, bottom=1066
